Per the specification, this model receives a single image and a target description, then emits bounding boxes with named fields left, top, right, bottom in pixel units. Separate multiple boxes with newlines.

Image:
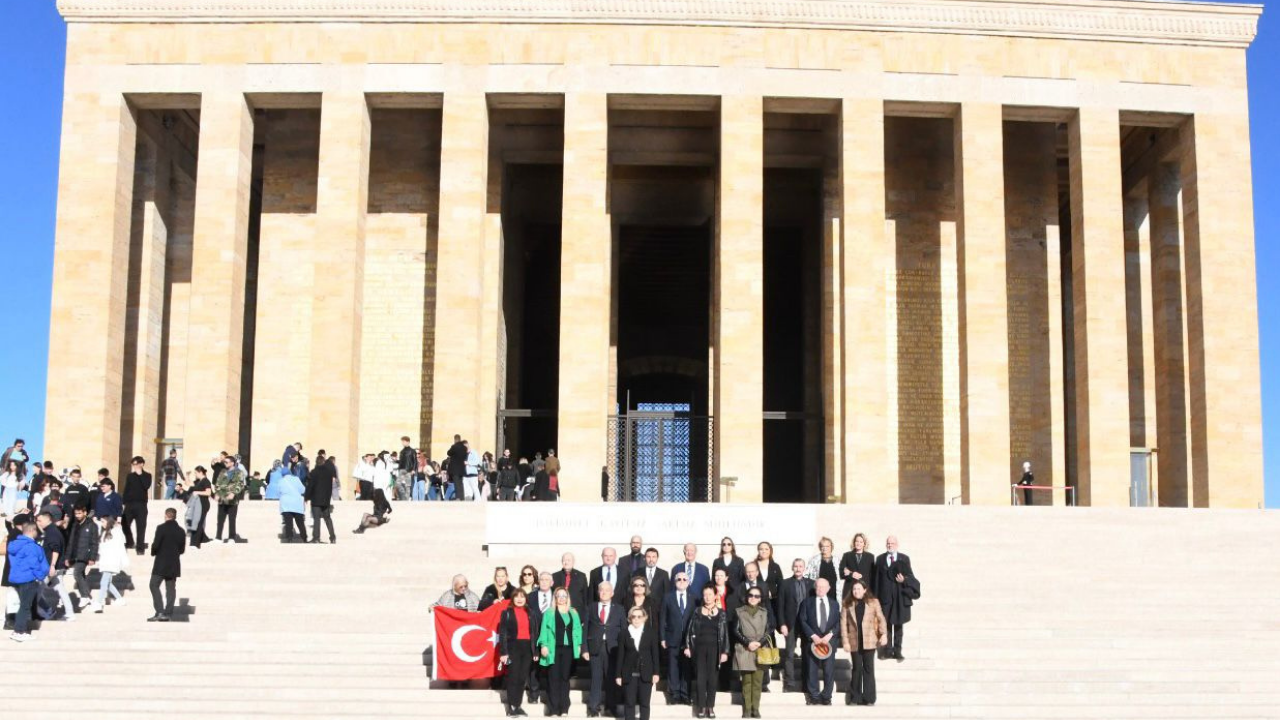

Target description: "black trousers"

left=623, top=676, right=653, bottom=720
left=150, top=574, right=176, bottom=615
left=692, top=641, right=719, bottom=709
left=216, top=504, right=238, bottom=539
left=549, top=645, right=574, bottom=714
left=505, top=643, right=532, bottom=710
left=1020, top=483, right=1034, bottom=505
left=310, top=505, right=335, bottom=540
left=588, top=646, right=620, bottom=713
left=72, top=561, right=91, bottom=598
left=122, top=501, right=148, bottom=549
left=805, top=651, right=835, bottom=701
left=282, top=512, right=306, bottom=541
left=887, top=622, right=904, bottom=653
left=847, top=649, right=877, bottom=705
left=666, top=646, right=689, bottom=701
left=782, top=631, right=806, bottom=689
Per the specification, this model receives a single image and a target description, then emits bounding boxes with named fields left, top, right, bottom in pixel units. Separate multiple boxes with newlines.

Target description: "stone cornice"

left=56, top=0, right=1261, bottom=48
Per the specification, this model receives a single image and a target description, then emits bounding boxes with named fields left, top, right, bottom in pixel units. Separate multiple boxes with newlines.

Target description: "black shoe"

left=741, top=710, right=749, bottom=718
left=587, top=711, right=598, bottom=718
left=804, top=697, right=814, bottom=706
left=752, top=712, right=761, bottom=719
left=527, top=692, right=537, bottom=705
left=329, top=537, right=336, bottom=544
left=845, top=696, right=855, bottom=706
left=147, top=613, right=163, bottom=622
left=158, top=613, right=171, bottom=622
left=309, top=538, right=322, bottom=544
left=707, top=712, right=716, bottom=719
left=820, top=698, right=831, bottom=705
left=125, top=542, right=135, bottom=550
left=515, top=710, right=528, bottom=718
left=893, top=649, right=905, bottom=661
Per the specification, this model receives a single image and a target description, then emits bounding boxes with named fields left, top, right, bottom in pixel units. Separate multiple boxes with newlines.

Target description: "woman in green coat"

left=537, top=587, right=583, bottom=717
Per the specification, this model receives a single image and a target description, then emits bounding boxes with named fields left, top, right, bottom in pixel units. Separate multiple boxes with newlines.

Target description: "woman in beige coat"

left=732, top=588, right=774, bottom=718
left=840, top=580, right=888, bottom=706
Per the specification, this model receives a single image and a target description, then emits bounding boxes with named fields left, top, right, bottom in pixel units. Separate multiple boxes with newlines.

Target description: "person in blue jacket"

left=7, top=518, right=49, bottom=642
left=277, top=469, right=307, bottom=544
left=264, top=460, right=285, bottom=502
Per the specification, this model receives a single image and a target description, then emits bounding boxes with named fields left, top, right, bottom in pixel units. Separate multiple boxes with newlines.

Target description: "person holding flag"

left=537, top=587, right=584, bottom=717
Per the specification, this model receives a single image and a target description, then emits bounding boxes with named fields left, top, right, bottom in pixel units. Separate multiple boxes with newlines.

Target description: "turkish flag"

left=433, top=601, right=509, bottom=681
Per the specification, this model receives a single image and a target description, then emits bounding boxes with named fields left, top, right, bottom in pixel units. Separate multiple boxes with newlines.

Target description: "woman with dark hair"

left=712, top=537, right=746, bottom=590
left=92, top=515, right=129, bottom=612
left=480, top=566, right=516, bottom=610
left=839, top=533, right=874, bottom=601
left=0, top=460, right=21, bottom=518
left=516, top=564, right=538, bottom=595
left=500, top=588, right=537, bottom=717
left=178, top=466, right=213, bottom=548
left=733, top=586, right=774, bottom=719
left=840, top=580, right=887, bottom=706
left=683, top=583, right=729, bottom=719
left=622, top=575, right=661, bottom=626
left=537, top=586, right=583, bottom=717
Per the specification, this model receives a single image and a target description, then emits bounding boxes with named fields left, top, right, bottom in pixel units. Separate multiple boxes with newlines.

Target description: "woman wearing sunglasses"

left=733, top=588, right=775, bottom=719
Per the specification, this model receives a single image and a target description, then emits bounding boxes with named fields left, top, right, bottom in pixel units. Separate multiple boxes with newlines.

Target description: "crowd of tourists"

left=434, top=534, right=921, bottom=718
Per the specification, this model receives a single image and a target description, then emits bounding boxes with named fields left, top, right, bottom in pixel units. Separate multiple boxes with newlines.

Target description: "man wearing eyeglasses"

left=662, top=570, right=696, bottom=705
left=583, top=581, right=623, bottom=718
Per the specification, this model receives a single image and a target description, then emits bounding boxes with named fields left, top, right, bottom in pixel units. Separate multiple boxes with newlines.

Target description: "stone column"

left=954, top=103, right=1012, bottom=505
left=183, top=92, right=254, bottom=461
left=715, top=95, right=764, bottom=503
left=309, top=91, right=371, bottom=496
left=1179, top=113, right=1263, bottom=508
left=842, top=98, right=895, bottom=503
left=1067, top=108, right=1130, bottom=507
left=44, top=91, right=138, bottom=471
left=125, top=133, right=171, bottom=476
left=1147, top=162, right=1188, bottom=507
left=557, top=93, right=610, bottom=502
left=430, top=93, right=490, bottom=456
left=821, top=149, right=843, bottom=500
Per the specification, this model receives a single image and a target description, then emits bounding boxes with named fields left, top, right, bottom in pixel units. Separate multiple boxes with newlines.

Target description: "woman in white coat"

left=93, top=516, right=129, bottom=612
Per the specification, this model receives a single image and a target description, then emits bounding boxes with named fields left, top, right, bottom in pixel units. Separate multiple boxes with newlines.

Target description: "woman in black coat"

left=499, top=589, right=537, bottom=717
left=480, top=566, right=516, bottom=611
left=614, top=605, right=661, bottom=720
left=712, top=536, right=746, bottom=590
left=839, top=533, right=875, bottom=601
left=683, top=584, right=730, bottom=719
left=621, top=575, right=662, bottom=628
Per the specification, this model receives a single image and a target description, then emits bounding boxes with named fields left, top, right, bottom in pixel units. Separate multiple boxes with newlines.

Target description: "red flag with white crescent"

left=433, top=601, right=509, bottom=681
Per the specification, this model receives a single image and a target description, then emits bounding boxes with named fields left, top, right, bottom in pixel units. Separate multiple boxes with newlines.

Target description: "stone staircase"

left=2, top=501, right=1279, bottom=719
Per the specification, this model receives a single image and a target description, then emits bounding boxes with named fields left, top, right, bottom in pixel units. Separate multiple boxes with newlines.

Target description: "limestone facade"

left=46, top=0, right=1263, bottom=506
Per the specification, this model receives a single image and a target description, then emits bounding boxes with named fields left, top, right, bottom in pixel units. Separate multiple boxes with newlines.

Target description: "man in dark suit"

left=148, top=508, right=186, bottom=622
left=583, top=582, right=624, bottom=718
left=526, top=571, right=556, bottom=704
left=303, top=458, right=336, bottom=544
left=670, top=543, right=710, bottom=594
left=778, top=558, right=814, bottom=693
left=661, top=568, right=697, bottom=705
left=552, top=552, right=590, bottom=618
left=589, top=547, right=624, bottom=603
left=613, top=605, right=661, bottom=720
left=636, top=548, right=670, bottom=604
left=618, top=535, right=645, bottom=581
left=873, top=535, right=919, bottom=662
left=798, top=577, right=841, bottom=705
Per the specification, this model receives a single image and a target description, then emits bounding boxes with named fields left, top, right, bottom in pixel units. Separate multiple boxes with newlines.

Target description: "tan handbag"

left=755, top=635, right=781, bottom=666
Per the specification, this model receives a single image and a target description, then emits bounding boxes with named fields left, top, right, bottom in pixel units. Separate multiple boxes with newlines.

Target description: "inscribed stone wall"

left=1003, top=121, right=1061, bottom=502
left=886, top=116, right=957, bottom=505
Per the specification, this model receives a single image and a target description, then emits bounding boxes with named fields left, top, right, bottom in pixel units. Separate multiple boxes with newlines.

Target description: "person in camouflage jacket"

left=214, top=456, right=247, bottom=543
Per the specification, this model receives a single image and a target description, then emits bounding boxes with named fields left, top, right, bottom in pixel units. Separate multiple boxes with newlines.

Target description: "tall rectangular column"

left=1067, top=108, right=1130, bottom=506
left=1179, top=113, right=1263, bottom=508
left=309, top=91, right=371, bottom=494
left=1148, top=162, right=1189, bottom=507
left=124, top=133, right=171, bottom=475
left=45, top=91, right=138, bottom=471
left=430, top=93, right=490, bottom=455
left=183, top=93, right=254, bottom=461
left=558, top=93, right=610, bottom=501
left=715, top=95, right=765, bottom=503
left=955, top=103, right=1012, bottom=505
left=842, top=98, right=895, bottom=503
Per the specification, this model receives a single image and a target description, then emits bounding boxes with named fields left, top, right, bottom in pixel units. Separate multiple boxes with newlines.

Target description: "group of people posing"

left=436, top=534, right=921, bottom=718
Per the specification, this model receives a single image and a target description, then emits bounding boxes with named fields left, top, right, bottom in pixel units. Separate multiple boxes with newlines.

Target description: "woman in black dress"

left=622, top=575, right=662, bottom=627
left=712, top=536, right=746, bottom=590
left=839, top=533, right=875, bottom=601
left=683, top=584, right=729, bottom=719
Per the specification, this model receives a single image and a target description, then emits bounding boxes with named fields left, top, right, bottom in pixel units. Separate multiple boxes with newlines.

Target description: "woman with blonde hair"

left=840, top=580, right=887, bottom=706
left=537, top=586, right=583, bottom=717
left=839, top=533, right=874, bottom=601
left=804, top=537, right=839, bottom=599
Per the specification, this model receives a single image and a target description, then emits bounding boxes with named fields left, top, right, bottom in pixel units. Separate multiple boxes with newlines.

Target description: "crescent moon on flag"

left=452, top=624, right=488, bottom=663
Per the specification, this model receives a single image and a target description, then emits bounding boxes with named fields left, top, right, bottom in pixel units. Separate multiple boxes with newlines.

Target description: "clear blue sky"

left=1, top=2, right=1276, bottom=504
